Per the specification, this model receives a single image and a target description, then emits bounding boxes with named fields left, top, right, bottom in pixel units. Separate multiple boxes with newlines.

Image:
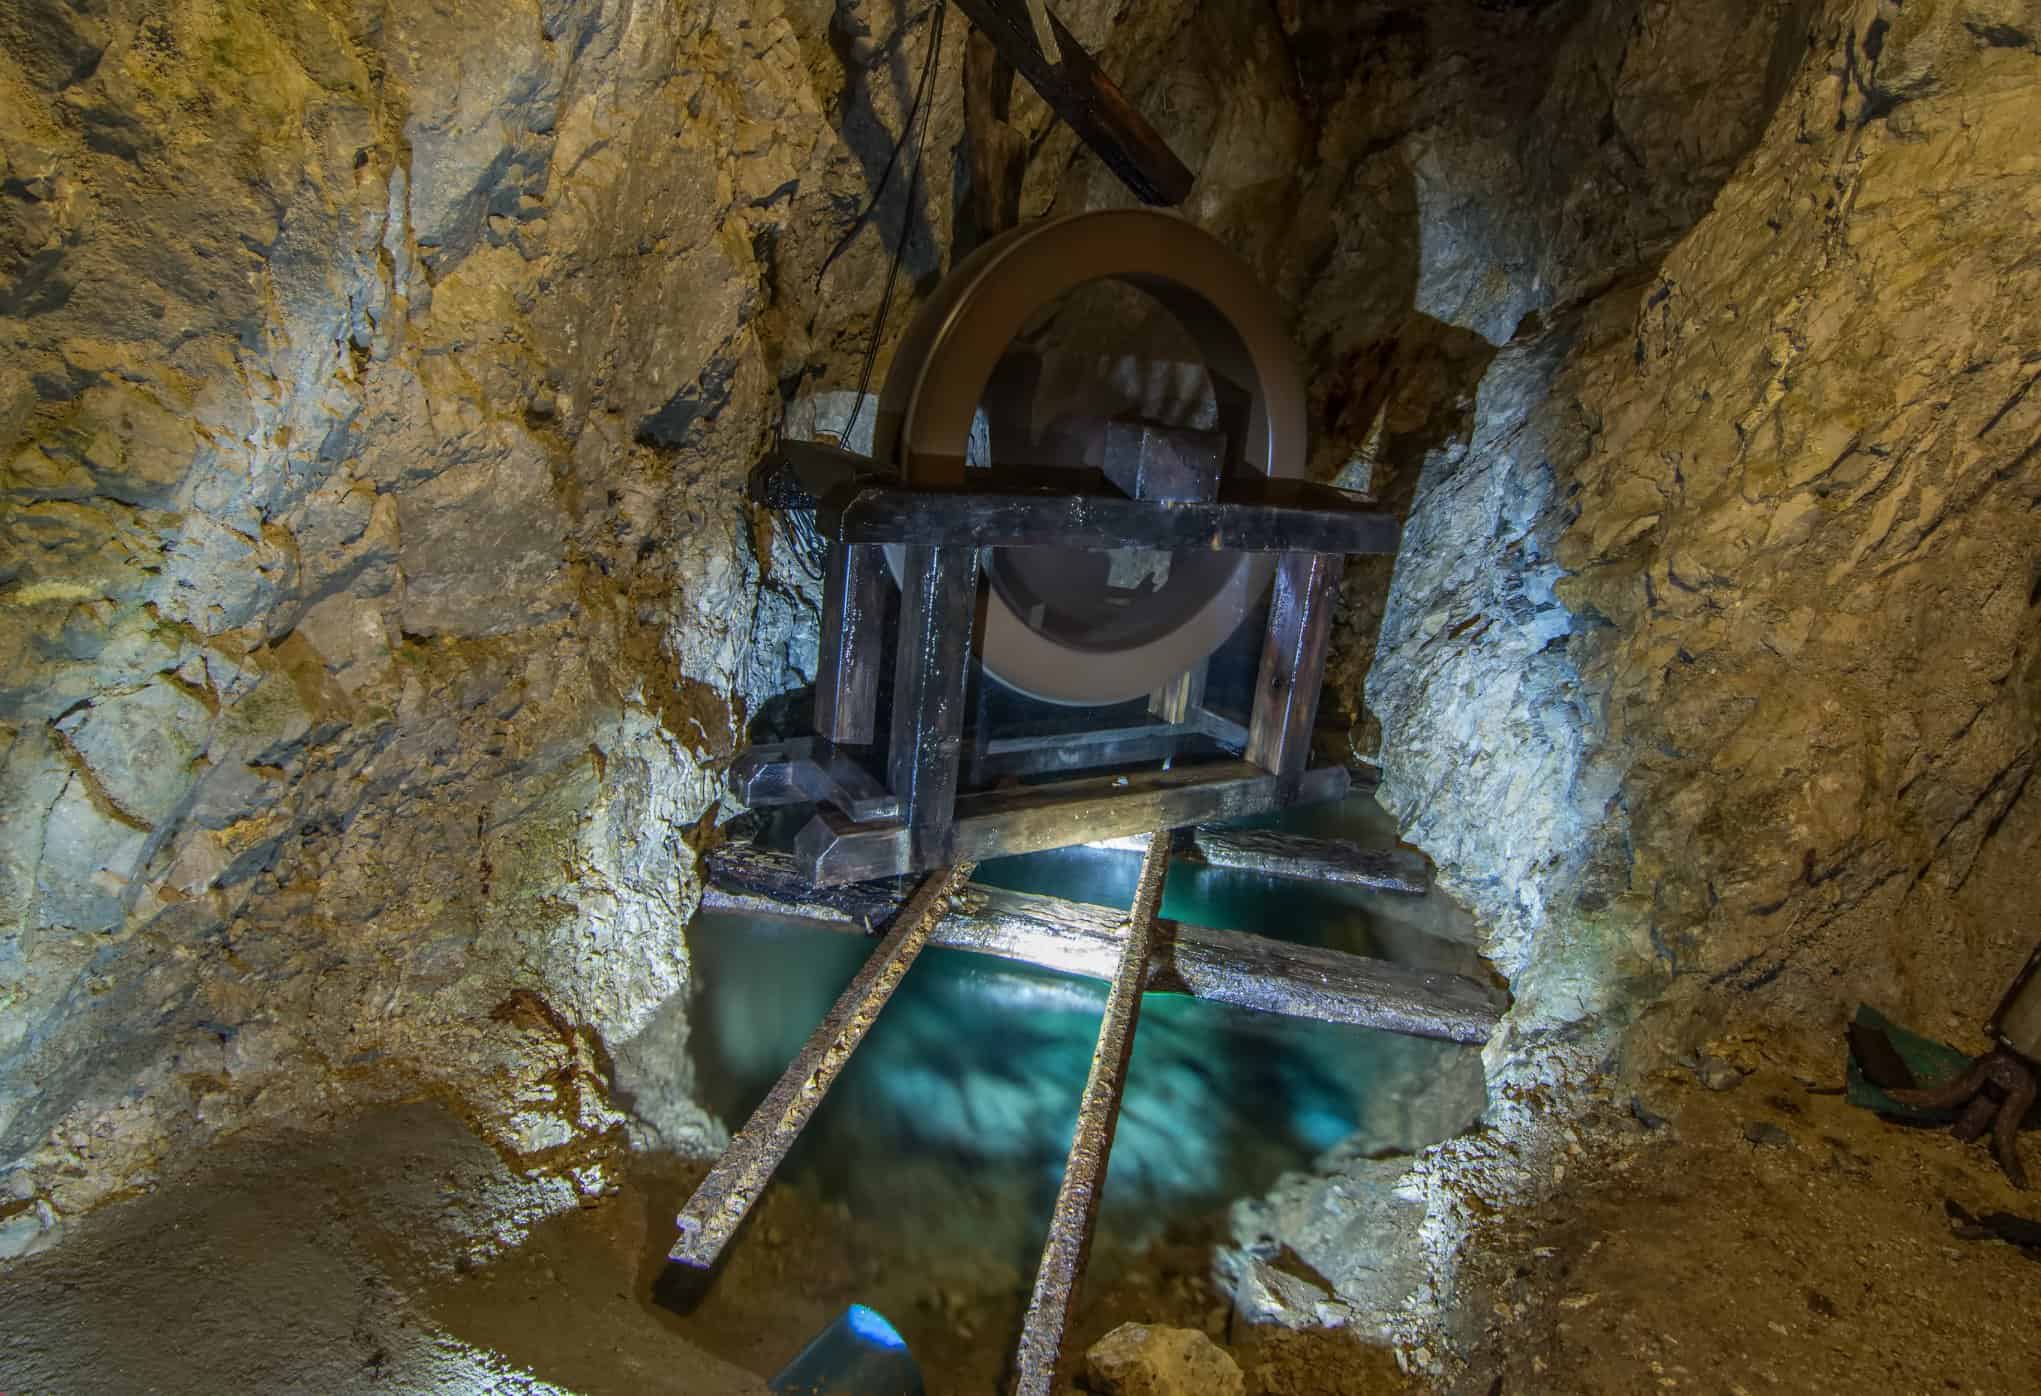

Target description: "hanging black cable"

left=838, top=0, right=948, bottom=449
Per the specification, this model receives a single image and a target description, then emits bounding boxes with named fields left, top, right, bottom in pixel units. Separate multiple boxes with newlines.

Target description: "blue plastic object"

left=769, top=1304, right=925, bottom=1395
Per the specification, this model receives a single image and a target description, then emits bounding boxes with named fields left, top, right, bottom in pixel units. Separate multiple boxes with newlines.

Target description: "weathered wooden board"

left=701, top=843, right=1503, bottom=1044
left=1088, top=826, right=1430, bottom=895
left=796, top=759, right=1349, bottom=885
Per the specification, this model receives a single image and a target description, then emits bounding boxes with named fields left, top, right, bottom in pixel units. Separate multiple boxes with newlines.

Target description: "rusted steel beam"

left=701, top=844, right=1503, bottom=1044
left=949, top=0, right=1194, bottom=206
left=1088, top=826, right=1430, bottom=895
left=1012, top=830, right=1169, bottom=1395
left=668, top=862, right=976, bottom=1272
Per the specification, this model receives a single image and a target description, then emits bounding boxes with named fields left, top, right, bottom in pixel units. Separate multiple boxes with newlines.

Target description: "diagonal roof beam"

left=949, top=0, right=1195, bottom=206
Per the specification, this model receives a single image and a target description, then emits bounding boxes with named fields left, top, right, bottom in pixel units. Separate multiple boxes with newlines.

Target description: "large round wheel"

left=873, top=210, right=1307, bottom=707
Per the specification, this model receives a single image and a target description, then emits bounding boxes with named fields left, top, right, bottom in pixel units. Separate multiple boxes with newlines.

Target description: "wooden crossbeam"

left=1087, top=826, right=1431, bottom=895
left=796, top=759, right=1351, bottom=885
left=819, top=479, right=1400, bottom=554
left=701, top=843, right=1504, bottom=1044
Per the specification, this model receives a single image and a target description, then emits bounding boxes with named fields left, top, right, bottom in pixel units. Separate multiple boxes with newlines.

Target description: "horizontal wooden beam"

left=949, top=0, right=1194, bottom=207
left=819, top=479, right=1400, bottom=555
left=1088, top=826, right=1431, bottom=895
left=795, top=759, right=1351, bottom=885
left=701, top=843, right=1504, bottom=1044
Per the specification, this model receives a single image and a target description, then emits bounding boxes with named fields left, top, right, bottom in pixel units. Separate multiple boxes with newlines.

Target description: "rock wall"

left=1322, top=0, right=2041, bottom=1364
left=0, top=0, right=1348, bottom=1258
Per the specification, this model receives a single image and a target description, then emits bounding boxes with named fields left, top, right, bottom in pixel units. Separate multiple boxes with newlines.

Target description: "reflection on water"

left=673, top=795, right=1488, bottom=1270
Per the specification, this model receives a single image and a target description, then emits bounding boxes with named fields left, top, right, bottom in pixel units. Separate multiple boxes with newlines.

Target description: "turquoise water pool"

left=678, top=794, right=1488, bottom=1269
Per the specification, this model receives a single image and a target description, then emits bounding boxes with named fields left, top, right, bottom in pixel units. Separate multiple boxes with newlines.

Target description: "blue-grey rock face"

left=1366, top=332, right=1628, bottom=1015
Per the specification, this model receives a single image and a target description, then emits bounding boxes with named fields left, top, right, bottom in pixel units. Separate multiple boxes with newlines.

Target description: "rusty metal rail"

left=667, top=861, right=975, bottom=1272
left=1010, top=829, right=1170, bottom=1395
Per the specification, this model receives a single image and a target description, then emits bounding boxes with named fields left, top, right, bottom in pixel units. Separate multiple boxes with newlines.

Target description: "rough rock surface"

left=1312, top=0, right=2041, bottom=1371
left=1085, top=1321, right=1245, bottom=1396
left=0, top=0, right=1497, bottom=1264
left=0, top=0, right=996, bottom=1252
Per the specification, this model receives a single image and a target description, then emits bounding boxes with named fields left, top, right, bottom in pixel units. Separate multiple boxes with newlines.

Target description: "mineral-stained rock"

left=1085, top=1322, right=1245, bottom=1396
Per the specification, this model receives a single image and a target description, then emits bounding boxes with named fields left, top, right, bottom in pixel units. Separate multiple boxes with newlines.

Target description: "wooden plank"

left=814, top=542, right=888, bottom=745
left=1247, top=553, right=1344, bottom=796
left=888, top=544, right=980, bottom=867
left=1089, top=826, right=1429, bottom=895
left=820, top=481, right=1400, bottom=555
left=700, top=843, right=1503, bottom=1044
left=797, top=759, right=1349, bottom=885
left=948, top=0, right=1194, bottom=207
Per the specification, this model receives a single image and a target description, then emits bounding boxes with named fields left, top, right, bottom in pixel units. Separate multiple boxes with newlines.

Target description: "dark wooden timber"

left=797, top=759, right=1349, bottom=885
left=814, top=542, right=887, bottom=744
left=1248, top=553, right=1345, bottom=797
left=888, top=544, right=981, bottom=868
left=731, top=738, right=900, bottom=821
left=1089, top=826, right=1430, bottom=895
left=819, top=479, right=1400, bottom=555
left=701, top=843, right=1503, bottom=1044
left=949, top=0, right=1194, bottom=207
left=962, top=29, right=1026, bottom=253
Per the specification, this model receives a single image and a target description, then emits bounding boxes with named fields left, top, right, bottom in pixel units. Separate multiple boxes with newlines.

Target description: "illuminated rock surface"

left=4, top=0, right=2040, bottom=1388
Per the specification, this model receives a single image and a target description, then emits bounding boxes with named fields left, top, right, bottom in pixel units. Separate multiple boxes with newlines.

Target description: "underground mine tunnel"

left=4, top=0, right=2041, bottom=1391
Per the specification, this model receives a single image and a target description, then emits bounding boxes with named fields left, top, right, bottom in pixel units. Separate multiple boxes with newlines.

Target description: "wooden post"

left=815, top=542, right=887, bottom=745
left=1247, top=553, right=1344, bottom=797
left=962, top=29, right=1025, bottom=253
left=888, top=544, right=981, bottom=868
